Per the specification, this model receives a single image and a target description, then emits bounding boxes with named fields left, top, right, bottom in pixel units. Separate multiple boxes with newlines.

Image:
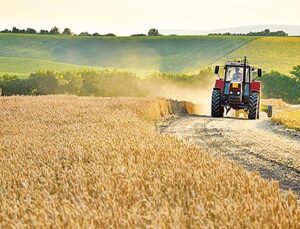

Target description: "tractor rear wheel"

left=248, top=92, right=259, bottom=120
left=257, top=101, right=260, bottom=119
left=211, top=90, right=224, bottom=117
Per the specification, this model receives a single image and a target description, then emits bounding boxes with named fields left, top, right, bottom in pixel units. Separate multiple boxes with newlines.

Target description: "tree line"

left=0, top=67, right=299, bottom=103
left=0, top=27, right=163, bottom=37
left=0, top=26, right=117, bottom=36
left=209, top=29, right=288, bottom=36
left=0, top=27, right=290, bottom=37
left=261, top=66, right=300, bottom=103
left=0, top=69, right=212, bottom=97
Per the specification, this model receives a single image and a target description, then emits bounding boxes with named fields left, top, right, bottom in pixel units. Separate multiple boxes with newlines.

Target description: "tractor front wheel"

left=211, top=90, right=224, bottom=117
left=248, top=92, right=259, bottom=120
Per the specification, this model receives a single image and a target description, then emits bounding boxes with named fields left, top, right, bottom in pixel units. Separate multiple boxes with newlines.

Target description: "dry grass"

left=261, top=98, right=288, bottom=109
left=0, top=95, right=299, bottom=228
left=272, top=109, right=300, bottom=131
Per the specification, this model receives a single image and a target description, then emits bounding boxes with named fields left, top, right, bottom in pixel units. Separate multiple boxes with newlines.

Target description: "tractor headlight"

left=230, top=91, right=233, bottom=94
left=237, top=91, right=240, bottom=95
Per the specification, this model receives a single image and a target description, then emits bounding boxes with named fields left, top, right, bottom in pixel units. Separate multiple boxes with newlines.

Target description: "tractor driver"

left=232, top=67, right=243, bottom=82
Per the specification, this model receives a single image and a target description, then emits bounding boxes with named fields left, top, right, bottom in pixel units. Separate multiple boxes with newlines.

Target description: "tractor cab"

left=223, top=62, right=252, bottom=107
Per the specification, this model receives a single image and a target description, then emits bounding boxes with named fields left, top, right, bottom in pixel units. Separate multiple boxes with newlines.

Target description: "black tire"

left=248, top=92, right=259, bottom=120
left=211, top=90, right=224, bottom=117
left=257, top=101, right=260, bottom=119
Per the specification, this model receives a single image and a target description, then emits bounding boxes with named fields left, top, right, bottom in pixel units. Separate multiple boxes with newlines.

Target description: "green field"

left=218, top=37, right=300, bottom=74
left=0, top=34, right=255, bottom=74
left=0, top=57, right=103, bottom=76
left=0, top=34, right=300, bottom=75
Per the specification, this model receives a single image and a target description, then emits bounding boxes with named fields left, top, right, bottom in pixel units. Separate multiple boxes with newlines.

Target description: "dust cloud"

left=55, top=40, right=163, bottom=75
left=51, top=39, right=214, bottom=114
left=147, top=82, right=213, bottom=115
left=116, top=46, right=162, bottom=74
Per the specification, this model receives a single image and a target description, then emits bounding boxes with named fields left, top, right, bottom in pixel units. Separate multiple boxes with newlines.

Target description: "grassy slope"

left=218, top=37, right=300, bottom=74
left=2, top=34, right=300, bottom=75
left=0, top=57, right=102, bottom=76
left=0, top=34, right=255, bottom=74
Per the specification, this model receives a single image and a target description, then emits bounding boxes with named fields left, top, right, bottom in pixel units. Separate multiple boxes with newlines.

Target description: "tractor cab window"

left=226, top=67, right=243, bottom=82
left=225, top=66, right=250, bottom=82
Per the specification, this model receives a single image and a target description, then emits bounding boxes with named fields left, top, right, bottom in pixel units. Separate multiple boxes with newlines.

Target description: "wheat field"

left=272, top=109, right=300, bottom=131
left=0, top=96, right=299, bottom=227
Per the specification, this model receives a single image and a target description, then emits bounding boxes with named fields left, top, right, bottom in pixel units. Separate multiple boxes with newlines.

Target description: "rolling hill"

left=217, top=37, right=300, bottom=74
left=0, top=57, right=102, bottom=76
left=0, top=34, right=300, bottom=75
left=0, top=34, right=255, bottom=74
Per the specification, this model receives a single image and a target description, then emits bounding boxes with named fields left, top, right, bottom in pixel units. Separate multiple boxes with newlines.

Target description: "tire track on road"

left=163, top=114, right=300, bottom=195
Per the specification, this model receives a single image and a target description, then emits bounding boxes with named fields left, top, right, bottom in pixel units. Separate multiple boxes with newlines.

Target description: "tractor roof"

left=225, top=60, right=251, bottom=67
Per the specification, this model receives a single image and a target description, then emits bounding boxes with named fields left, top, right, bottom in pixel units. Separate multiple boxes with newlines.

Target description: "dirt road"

left=163, top=113, right=300, bottom=196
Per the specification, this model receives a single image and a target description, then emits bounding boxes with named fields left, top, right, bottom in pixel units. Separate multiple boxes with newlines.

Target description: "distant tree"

left=274, top=30, right=288, bottom=36
left=290, top=65, right=300, bottom=82
left=261, top=70, right=300, bottom=103
left=61, top=72, right=83, bottom=94
left=49, top=26, right=60, bottom=35
left=79, top=32, right=91, bottom=36
left=12, top=27, right=20, bottom=33
left=26, top=28, right=37, bottom=34
left=264, top=29, right=270, bottom=35
left=1, top=29, right=11, bottom=33
left=28, top=71, right=59, bottom=95
left=209, top=29, right=288, bottom=37
left=39, top=29, right=49, bottom=34
left=92, top=33, right=101, bottom=36
left=62, top=28, right=72, bottom=35
left=148, top=28, right=160, bottom=36
left=0, top=75, right=31, bottom=95
left=104, top=33, right=116, bottom=36
left=130, top=34, right=146, bottom=36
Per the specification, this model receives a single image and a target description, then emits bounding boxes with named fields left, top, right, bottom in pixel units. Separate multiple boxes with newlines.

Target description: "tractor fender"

left=250, top=81, right=261, bottom=93
left=214, top=79, right=224, bottom=91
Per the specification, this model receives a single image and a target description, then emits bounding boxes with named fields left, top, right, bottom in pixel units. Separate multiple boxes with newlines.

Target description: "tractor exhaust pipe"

left=243, top=56, right=247, bottom=84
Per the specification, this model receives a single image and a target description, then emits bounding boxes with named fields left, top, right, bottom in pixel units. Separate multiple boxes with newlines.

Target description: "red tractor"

left=211, top=57, right=264, bottom=119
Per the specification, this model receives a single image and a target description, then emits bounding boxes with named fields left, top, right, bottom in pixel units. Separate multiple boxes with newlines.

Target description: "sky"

left=1, top=0, right=299, bottom=35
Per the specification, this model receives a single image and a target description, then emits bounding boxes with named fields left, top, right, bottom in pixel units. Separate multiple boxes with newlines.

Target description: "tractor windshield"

left=226, top=66, right=250, bottom=82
